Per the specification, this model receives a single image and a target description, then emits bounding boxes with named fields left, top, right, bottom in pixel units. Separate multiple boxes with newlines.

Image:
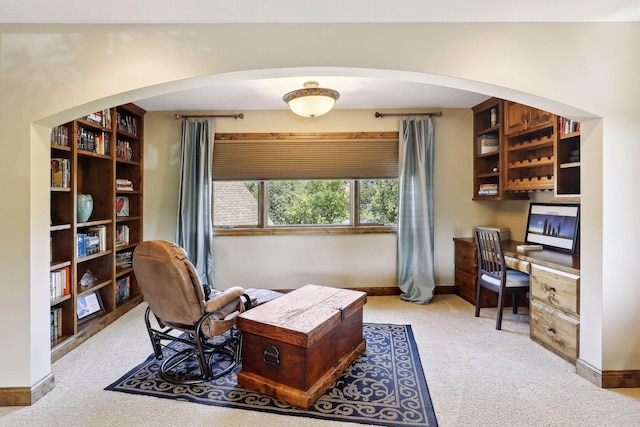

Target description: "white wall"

left=144, top=108, right=492, bottom=290
left=2, top=22, right=639, bottom=389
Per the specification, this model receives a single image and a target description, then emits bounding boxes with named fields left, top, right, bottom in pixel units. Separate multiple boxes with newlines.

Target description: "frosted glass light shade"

left=283, top=81, right=340, bottom=118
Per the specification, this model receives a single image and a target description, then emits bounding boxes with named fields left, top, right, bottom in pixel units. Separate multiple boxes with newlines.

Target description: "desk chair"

left=475, top=228, right=530, bottom=330
left=133, top=240, right=247, bottom=384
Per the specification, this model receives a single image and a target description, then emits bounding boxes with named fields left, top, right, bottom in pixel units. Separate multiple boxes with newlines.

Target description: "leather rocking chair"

left=132, top=240, right=247, bottom=384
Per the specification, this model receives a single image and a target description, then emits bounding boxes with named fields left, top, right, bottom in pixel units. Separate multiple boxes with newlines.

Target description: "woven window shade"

left=212, top=132, right=399, bottom=181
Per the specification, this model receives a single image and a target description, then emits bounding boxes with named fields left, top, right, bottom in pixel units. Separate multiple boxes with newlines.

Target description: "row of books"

left=477, top=183, right=498, bottom=196
left=116, top=250, right=133, bottom=269
left=77, top=127, right=110, bottom=155
left=51, top=308, right=63, bottom=342
left=559, top=117, right=581, bottom=135
left=117, top=112, right=139, bottom=136
left=116, top=139, right=134, bottom=161
left=115, top=224, right=130, bottom=246
left=116, top=276, right=131, bottom=304
left=51, top=158, right=71, bottom=188
left=51, top=125, right=70, bottom=146
left=77, top=225, right=107, bottom=258
left=84, top=109, right=112, bottom=128
left=50, top=267, right=71, bottom=301
left=116, top=178, right=134, bottom=191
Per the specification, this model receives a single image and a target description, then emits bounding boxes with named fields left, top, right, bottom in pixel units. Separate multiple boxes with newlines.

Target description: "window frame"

left=211, top=132, right=399, bottom=236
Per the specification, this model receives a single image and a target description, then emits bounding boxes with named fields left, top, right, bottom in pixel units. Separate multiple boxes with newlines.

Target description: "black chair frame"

left=475, top=228, right=530, bottom=330
left=144, top=306, right=242, bottom=384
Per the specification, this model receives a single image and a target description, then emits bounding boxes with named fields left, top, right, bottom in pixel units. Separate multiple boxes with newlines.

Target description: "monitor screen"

left=525, top=202, right=580, bottom=253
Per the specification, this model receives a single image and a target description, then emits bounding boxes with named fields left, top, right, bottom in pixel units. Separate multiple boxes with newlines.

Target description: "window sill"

left=213, top=225, right=397, bottom=237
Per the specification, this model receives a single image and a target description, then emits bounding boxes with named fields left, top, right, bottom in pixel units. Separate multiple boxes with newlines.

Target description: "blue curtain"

left=397, top=118, right=436, bottom=304
left=176, top=119, right=215, bottom=299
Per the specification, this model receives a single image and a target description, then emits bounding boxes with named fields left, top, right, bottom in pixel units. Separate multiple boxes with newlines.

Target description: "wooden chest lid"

left=237, top=284, right=366, bottom=347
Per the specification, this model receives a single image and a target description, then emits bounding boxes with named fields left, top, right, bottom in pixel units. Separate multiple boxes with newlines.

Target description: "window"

left=213, top=179, right=398, bottom=232
left=211, top=132, right=399, bottom=235
left=358, top=179, right=399, bottom=225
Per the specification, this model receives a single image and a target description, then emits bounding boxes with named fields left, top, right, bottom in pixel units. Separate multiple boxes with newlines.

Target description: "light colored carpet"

left=1, top=294, right=640, bottom=426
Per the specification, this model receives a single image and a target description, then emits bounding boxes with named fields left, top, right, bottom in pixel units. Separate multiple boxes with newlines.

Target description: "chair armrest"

left=205, top=286, right=244, bottom=314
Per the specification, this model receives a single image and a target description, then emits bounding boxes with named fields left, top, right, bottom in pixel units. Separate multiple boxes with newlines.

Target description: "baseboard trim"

left=0, top=373, right=55, bottom=406
left=577, top=358, right=640, bottom=388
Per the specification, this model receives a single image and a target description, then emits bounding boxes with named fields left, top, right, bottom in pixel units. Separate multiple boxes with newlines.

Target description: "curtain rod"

left=375, top=111, right=442, bottom=118
left=175, top=113, right=244, bottom=120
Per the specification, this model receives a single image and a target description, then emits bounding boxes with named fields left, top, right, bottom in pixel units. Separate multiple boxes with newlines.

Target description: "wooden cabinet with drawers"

left=529, top=264, right=580, bottom=363
left=454, top=237, right=581, bottom=364
left=454, top=238, right=500, bottom=307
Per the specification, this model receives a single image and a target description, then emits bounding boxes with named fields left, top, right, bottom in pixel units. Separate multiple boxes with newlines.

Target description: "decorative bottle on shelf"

left=77, top=194, right=93, bottom=222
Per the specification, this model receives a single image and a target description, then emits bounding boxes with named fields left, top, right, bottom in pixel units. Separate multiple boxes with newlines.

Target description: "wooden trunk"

left=236, top=284, right=367, bottom=409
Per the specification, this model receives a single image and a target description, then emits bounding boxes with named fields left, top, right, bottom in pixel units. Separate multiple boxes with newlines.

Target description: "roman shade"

left=212, top=132, right=399, bottom=181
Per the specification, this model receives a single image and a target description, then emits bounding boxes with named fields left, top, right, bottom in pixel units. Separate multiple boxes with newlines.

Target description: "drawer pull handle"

left=547, top=327, right=555, bottom=333
left=547, top=286, right=555, bottom=292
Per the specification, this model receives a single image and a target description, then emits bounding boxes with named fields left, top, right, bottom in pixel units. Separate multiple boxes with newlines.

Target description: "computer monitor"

left=525, top=202, right=580, bottom=253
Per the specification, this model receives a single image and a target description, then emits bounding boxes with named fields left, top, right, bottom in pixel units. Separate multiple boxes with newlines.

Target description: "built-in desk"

left=453, top=237, right=581, bottom=364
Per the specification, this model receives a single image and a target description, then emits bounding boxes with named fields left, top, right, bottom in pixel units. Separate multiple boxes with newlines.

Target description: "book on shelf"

left=116, top=196, right=130, bottom=217
left=116, top=178, right=134, bottom=191
left=477, top=183, right=498, bottom=196
left=87, top=225, right=107, bottom=252
left=116, top=139, right=133, bottom=161
left=84, top=109, right=111, bottom=128
left=50, top=308, right=63, bottom=342
left=51, top=125, right=69, bottom=146
left=517, top=244, right=543, bottom=252
left=116, top=276, right=131, bottom=303
left=77, top=230, right=104, bottom=258
left=50, top=266, right=70, bottom=300
left=116, top=250, right=133, bottom=269
left=558, top=117, right=581, bottom=136
left=51, top=158, right=71, bottom=188
left=115, top=224, right=130, bottom=246
left=117, top=112, right=138, bottom=135
left=77, top=127, right=110, bottom=155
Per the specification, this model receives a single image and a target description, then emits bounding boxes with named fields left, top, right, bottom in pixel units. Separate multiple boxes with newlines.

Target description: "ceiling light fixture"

left=283, top=81, right=340, bottom=118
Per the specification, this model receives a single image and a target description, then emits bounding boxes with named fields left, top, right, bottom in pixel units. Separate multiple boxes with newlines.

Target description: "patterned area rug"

left=106, top=323, right=437, bottom=427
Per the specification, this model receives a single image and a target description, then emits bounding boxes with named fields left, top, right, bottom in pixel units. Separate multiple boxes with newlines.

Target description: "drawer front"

left=454, top=242, right=476, bottom=272
left=454, top=267, right=476, bottom=304
left=530, top=300, right=578, bottom=361
left=530, top=265, right=580, bottom=315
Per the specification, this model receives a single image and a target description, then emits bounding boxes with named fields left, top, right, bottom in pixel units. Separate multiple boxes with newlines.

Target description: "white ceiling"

left=4, top=0, right=638, bottom=112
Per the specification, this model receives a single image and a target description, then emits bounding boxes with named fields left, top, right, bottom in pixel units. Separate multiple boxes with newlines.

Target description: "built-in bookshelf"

left=49, top=103, right=145, bottom=361
left=471, top=98, right=580, bottom=200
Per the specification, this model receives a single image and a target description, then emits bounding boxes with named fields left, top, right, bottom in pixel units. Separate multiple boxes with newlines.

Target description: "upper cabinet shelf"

left=471, top=98, right=581, bottom=200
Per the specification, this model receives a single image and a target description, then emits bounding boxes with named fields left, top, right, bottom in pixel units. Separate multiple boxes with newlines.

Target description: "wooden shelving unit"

left=555, top=118, right=581, bottom=198
left=471, top=98, right=581, bottom=200
left=472, top=97, right=527, bottom=201
left=49, top=103, right=145, bottom=361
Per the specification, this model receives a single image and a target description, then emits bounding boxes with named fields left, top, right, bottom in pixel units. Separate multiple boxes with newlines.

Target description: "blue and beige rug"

left=106, top=323, right=437, bottom=427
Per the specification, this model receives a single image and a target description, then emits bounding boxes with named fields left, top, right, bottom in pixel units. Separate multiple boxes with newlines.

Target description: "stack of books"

left=477, top=183, right=498, bottom=196
left=84, top=109, right=111, bottom=128
left=116, top=251, right=133, bottom=269
left=116, top=179, right=134, bottom=191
